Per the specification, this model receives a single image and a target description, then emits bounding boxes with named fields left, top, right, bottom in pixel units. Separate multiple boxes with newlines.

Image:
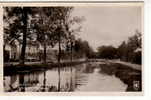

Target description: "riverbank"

left=4, top=61, right=86, bottom=76
left=109, top=60, right=141, bottom=71
left=4, top=59, right=142, bottom=92
left=100, top=62, right=142, bottom=91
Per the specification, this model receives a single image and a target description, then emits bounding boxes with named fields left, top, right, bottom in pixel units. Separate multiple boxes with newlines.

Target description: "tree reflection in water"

left=58, top=64, right=61, bottom=92
left=4, top=62, right=128, bottom=92
left=19, top=75, right=25, bottom=92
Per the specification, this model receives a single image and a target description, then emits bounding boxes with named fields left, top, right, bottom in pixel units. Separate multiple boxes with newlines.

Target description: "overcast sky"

left=71, top=6, right=142, bottom=51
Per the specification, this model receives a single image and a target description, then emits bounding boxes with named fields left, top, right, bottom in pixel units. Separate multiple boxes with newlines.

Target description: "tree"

left=4, top=7, right=38, bottom=64
left=117, top=41, right=127, bottom=60
left=97, top=45, right=117, bottom=59
left=31, top=8, right=57, bottom=63
left=65, top=15, right=84, bottom=62
left=117, top=30, right=142, bottom=64
left=74, top=39, right=94, bottom=58
left=40, top=7, right=73, bottom=91
left=47, top=7, right=73, bottom=64
left=126, top=30, right=142, bottom=62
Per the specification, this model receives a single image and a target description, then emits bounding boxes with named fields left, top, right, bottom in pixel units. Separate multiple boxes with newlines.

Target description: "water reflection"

left=4, top=62, right=127, bottom=92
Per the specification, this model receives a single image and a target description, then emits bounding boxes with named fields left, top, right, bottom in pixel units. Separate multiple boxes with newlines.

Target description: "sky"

left=71, top=6, right=142, bottom=51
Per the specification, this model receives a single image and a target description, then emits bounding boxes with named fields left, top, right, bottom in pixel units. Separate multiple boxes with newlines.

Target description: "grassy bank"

left=4, top=61, right=86, bottom=76
left=100, top=63, right=142, bottom=92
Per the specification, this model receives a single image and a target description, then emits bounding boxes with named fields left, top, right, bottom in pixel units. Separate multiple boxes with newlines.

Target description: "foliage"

left=97, top=45, right=117, bottom=59
left=74, top=38, right=94, bottom=58
left=4, top=7, right=39, bottom=64
left=96, top=30, right=142, bottom=64
left=117, top=30, right=142, bottom=64
left=4, top=7, right=76, bottom=64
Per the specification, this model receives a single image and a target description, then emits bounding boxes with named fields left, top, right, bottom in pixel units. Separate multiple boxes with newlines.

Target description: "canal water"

left=4, top=62, right=128, bottom=92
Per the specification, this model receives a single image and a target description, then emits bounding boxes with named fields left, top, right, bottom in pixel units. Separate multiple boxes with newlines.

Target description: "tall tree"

left=48, top=7, right=73, bottom=64
left=4, top=7, right=38, bottom=64
left=31, top=7, right=74, bottom=63
left=117, top=41, right=127, bottom=60
left=31, top=8, right=55, bottom=63
left=117, top=30, right=142, bottom=64
left=62, top=10, right=85, bottom=62
left=51, top=7, right=73, bottom=91
left=74, top=39, right=94, bottom=59
left=20, top=7, right=28, bottom=64
left=97, top=45, right=117, bottom=59
left=65, top=17, right=83, bottom=62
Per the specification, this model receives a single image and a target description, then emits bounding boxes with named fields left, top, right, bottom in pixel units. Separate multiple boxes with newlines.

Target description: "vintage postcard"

left=0, top=2, right=143, bottom=96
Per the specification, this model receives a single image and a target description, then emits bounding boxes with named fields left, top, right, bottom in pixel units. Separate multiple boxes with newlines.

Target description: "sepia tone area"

left=3, top=5, right=142, bottom=92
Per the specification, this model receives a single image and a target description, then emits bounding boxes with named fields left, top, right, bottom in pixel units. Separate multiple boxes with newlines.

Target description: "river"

left=4, top=61, right=128, bottom=92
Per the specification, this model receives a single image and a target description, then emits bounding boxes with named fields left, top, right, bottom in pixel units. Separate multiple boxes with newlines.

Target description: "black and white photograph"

left=3, top=2, right=143, bottom=93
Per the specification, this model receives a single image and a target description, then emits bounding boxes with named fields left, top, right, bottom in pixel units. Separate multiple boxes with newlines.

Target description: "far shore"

left=4, top=60, right=86, bottom=76
left=4, top=59, right=141, bottom=76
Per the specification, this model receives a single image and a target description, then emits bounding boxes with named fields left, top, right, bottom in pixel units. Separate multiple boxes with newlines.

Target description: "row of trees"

left=73, top=38, right=94, bottom=58
left=117, top=30, right=141, bottom=64
left=4, top=7, right=84, bottom=64
left=4, top=7, right=142, bottom=65
left=96, top=30, right=142, bottom=64
left=97, top=46, right=117, bottom=59
left=55, top=38, right=94, bottom=61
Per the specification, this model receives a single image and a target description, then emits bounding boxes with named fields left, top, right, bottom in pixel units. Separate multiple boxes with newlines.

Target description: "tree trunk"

left=69, top=36, right=73, bottom=76
left=19, top=75, right=25, bottom=92
left=43, top=42, right=47, bottom=64
left=19, top=8, right=28, bottom=65
left=70, top=41, right=73, bottom=63
left=58, top=33, right=61, bottom=63
left=43, top=71, right=46, bottom=91
left=58, top=32, right=61, bottom=91
left=3, top=44, right=6, bottom=52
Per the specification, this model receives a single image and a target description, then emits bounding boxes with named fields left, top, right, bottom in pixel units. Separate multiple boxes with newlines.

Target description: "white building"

left=4, top=40, right=40, bottom=61
left=4, top=40, right=57, bottom=62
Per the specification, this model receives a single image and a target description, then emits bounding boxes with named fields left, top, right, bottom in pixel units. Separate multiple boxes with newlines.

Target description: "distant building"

left=4, top=40, right=57, bottom=62
left=25, top=41, right=40, bottom=61
left=4, top=40, right=40, bottom=62
left=39, top=45, right=57, bottom=62
left=133, top=47, right=142, bottom=64
left=134, top=48, right=141, bottom=53
left=4, top=42, right=18, bottom=61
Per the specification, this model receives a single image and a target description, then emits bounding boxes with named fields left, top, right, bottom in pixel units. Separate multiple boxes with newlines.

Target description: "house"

left=4, top=41, right=18, bottom=61
left=4, top=40, right=40, bottom=62
left=38, top=45, right=57, bottom=62
left=25, top=41, right=40, bottom=61
left=134, top=48, right=141, bottom=53
left=4, top=40, right=58, bottom=62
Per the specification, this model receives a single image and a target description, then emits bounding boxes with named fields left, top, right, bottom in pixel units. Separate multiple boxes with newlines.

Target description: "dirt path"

left=109, top=60, right=141, bottom=71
